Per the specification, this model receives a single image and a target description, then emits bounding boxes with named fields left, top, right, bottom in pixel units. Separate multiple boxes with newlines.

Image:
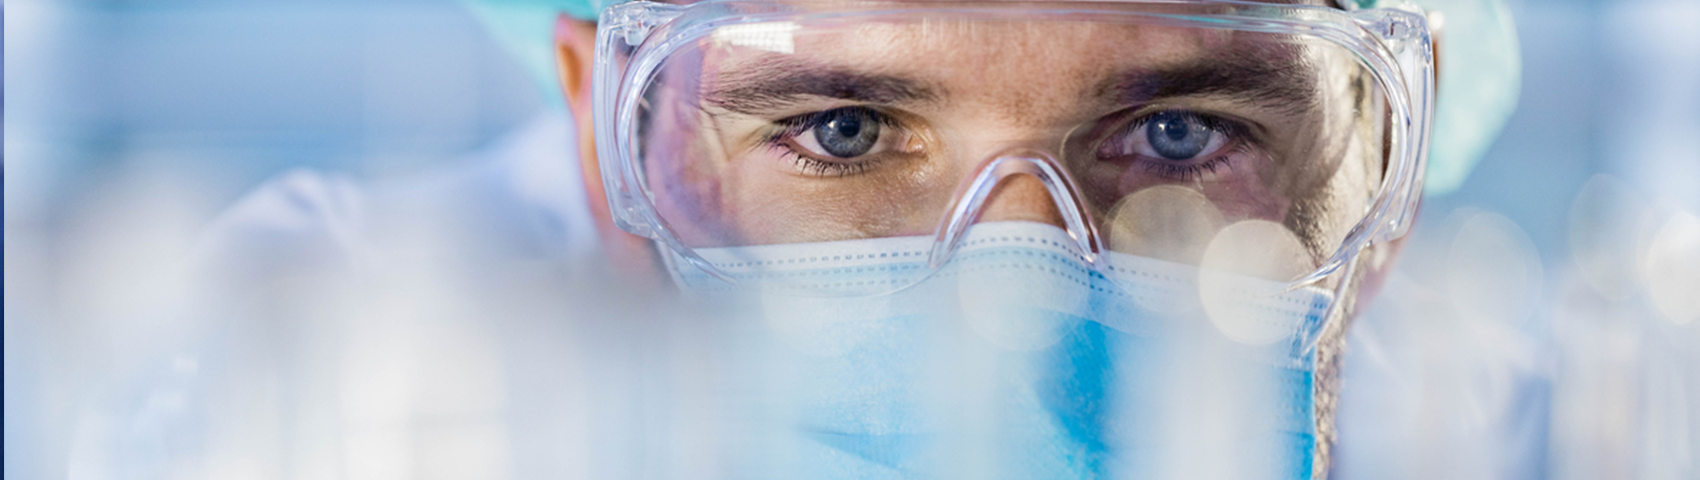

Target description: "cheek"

left=721, top=163, right=960, bottom=245
left=1199, top=179, right=1291, bottom=223
left=1279, top=149, right=1380, bottom=262
left=646, top=136, right=730, bottom=246
left=1104, top=175, right=1291, bottom=224
left=1102, top=150, right=1293, bottom=224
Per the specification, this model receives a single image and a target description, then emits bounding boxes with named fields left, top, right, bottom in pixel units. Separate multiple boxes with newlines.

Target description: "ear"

left=554, top=15, right=597, bottom=132
left=1429, top=11, right=1445, bottom=93
left=554, top=15, right=670, bottom=288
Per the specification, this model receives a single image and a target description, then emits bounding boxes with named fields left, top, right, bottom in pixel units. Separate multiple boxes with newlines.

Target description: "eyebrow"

left=705, top=59, right=939, bottom=114
left=704, top=49, right=1322, bottom=116
left=1096, top=50, right=1322, bottom=115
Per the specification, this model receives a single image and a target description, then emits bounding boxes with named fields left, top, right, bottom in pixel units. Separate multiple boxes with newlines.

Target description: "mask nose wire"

left=927, top=148, right=1106, bottom=271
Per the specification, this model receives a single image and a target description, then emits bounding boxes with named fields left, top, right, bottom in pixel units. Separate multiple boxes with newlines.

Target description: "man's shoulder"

left=189, top=114, right=597, bottom=287
left=191, top=169, right=366, bottom=285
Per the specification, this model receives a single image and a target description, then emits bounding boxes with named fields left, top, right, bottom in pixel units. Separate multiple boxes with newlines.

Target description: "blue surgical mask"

left=663, top=222, right=1335, bottom=480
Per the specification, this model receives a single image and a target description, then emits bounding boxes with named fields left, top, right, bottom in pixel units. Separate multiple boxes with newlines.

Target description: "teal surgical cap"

left=459, top=0, right=616, bottom=108
left=467, top=0, right=1519, bottom=196
left=1338, top=0, right=1523, bottom=195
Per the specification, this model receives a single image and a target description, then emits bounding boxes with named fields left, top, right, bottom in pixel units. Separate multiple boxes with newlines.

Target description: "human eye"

left=762, top=106, right=922, bottom=177
left=1094, top=110, right=1252, bottom=181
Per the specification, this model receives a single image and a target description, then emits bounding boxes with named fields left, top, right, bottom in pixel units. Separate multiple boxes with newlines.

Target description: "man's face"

left=563, top=2, right=1412, bottom=474
left=633, top=7, right=1384, bottom=276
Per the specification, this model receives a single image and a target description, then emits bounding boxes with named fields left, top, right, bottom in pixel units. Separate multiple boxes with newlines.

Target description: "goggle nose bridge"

left=928, top=150, right=1106, bottom=271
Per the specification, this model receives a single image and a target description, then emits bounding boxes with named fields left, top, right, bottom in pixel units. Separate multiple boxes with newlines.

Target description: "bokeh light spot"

left=1199, top=220, right=1310, bottom=345
left=1447, top=211, right=1544, bottom=327
left=1105, top=185, right=1227, bottom=265
left=1641, top=210, right=1700, bottom=325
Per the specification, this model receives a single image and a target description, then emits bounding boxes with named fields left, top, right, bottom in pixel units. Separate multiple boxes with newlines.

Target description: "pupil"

left=813, top=107, right=881, bottom=158
left=833, top=116, right=862, bottom=138
left=1161, top=120, right=1189, bottom=141
left=1146, top=111, right=1210, bottom=160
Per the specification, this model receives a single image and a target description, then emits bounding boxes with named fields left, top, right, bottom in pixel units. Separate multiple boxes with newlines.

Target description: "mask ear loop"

left=1295, top=247, right=1364, bottom=359
left=928, top=149, right=1106, bottom=271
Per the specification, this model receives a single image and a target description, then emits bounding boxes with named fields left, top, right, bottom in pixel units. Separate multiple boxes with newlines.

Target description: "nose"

left=928, top=150, right=1104, bottom=269
left=979, top=174, right=1069, bottom=228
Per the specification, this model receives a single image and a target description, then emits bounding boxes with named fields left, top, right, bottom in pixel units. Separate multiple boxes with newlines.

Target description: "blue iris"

left=813, top=107, right=881, bottom=158
left=1147, top=111, right=1213, bottom=160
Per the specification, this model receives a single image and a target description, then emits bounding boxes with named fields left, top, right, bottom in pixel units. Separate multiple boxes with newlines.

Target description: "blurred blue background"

left=6, top=0, right=1698, bottom=479
left=4, top=0, right=544, bottom=216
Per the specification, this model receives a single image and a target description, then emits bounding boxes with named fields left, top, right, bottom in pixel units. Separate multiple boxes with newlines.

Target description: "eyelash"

left=761, top=107, right=904, bottom=177
left=1135, top=144, right=1252, bottom=179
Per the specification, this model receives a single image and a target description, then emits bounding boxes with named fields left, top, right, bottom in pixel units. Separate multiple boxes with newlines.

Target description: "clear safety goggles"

left=593, top=0, right=1434, bottom=297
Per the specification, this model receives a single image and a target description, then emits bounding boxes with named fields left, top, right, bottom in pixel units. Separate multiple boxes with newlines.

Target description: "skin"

left=669, top=22, right=1352, bottom=250
left=553, top=2, right=1426, bottom=477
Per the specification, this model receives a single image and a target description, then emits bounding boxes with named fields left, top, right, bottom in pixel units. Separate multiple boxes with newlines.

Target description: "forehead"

left=701, top=19, right=1321, bottom=107
left=710, top=22, right=1246, bottom=98
left=692, top=0, right=1341, bottom=87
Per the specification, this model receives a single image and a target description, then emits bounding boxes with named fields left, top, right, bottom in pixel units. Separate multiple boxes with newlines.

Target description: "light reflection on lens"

left=1105, top=185, right=1227, bottom=266
left=1199, top=220, right=1310, bottom=345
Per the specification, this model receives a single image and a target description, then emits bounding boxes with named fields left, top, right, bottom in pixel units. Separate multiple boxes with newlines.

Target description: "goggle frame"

left=591, top=0, right=1435, bottom=293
